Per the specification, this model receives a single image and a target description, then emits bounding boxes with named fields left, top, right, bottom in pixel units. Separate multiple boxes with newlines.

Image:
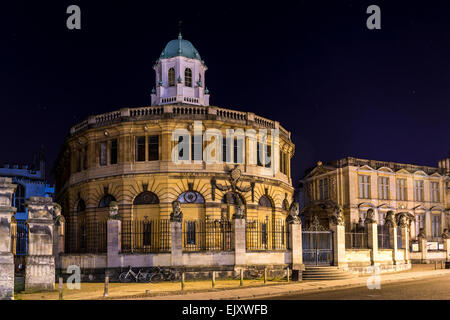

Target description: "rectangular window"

left=414, top=180, right=424, bottom=202
left=110, top=139, right=118, bottom=165
left=415, top=214, right=424, bottom=238
left=191, top=135, right=203, bottom=161
left=222, top=137, right=230, bottom=163
left=359, top=175, right=370, bottom=199
left=431, top=182, right=439, bottom=202
left=77, top=149, right=82, bottom=172
left=83, top=146, right=88, bottom=170
left=233, top=138, right=244, bottom=163
left=432, top=215, right=441, bottom=238
left=279, top=151, right=285, bottom=174
left=148, top=135, right=159, bottom=161
left=397, top=179, right=407, bottom=201
left=318, top=178, right=329, bottom=200
left=186, top=222, right=196, bottom=245
left=135, top=136, right=145, bottom=162
left=265, top=144, right=272, bottom=168
left=99, top=142, right=107, bottom=166
left=378, top=177, right=389, bottom=200
left=261, top=223, right=267, bottom=245
left=257, top=143, right=262, bottom=166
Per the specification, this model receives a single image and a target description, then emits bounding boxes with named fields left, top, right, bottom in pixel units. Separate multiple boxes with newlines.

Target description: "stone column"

left=418, top=233, right=428, bottom=263
left=389, top=226, right=398, bottom=264
left=232, top=217, right=246, bottom=269
left=444, top=238, right=450, bottom=262
left=400, top=226, right=410, bottom=263
left=170, top=200, right=183, bottom=267
left=107, top=219, right=121, bottom=270
left=366, top=222, right=379, bottom=265
left=330, top=224, right=347, bottom=268
left=288, top=219, right=304, bottom=280
left=52, top=204, right=65, bottom=270
left=25, top=197, right=56, bottom=292
left=0, top=178, right=17, bottom=300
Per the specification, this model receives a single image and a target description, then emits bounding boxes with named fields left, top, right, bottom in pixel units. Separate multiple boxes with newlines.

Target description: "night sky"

left=1, top=1, right=449, bottom=186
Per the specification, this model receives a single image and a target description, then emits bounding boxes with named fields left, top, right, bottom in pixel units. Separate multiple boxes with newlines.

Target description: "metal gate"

left=302, top=231, right=334, bottom=265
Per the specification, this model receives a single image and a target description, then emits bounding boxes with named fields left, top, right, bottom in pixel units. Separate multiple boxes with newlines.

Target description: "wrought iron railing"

left=246, top=219, right=287, bottom=251
left=377, top=225, right=391, bottom=249
left=397, top=232, right=403, bottom=249
left=121, top=219, right=171, bottom=253
left=182, top=220, right=232, bottom=252
left=65, top=220, right=107, bottom=253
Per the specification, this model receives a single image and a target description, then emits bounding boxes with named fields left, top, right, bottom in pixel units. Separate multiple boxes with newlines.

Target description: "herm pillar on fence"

left=25, top=197, right=58, bottom=292
left=418, top=228, right=428, bottom=263
left=0, top=177, right=17, bottom=300
left=170, top=200, right=183, bottom=267
left=385, top=211, right=398, bottom=265
left=52, top=203, right=65, bottom=270
left=232, top=200, right=246, bottom=272
left=329, top=205, right=347, bottom=268
left=442, top=230, right=449, bottom=262
left=286, top=202, right=304, bottom=281
left=397, top=213, right=410, bottom=264
left=365, top=209, right=379, bottom=266
left=107, top=201, right=122, bottom=274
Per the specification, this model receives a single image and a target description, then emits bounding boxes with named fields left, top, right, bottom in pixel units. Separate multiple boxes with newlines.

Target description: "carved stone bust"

left=442, top=229, right=449, bottom=239
left=232, top=196, right=245, bottom=219
left=385, top=211, right=396, bottom=227
left=170, top=200, right=183, bottom=222
left=286, top=202, right=301, bottom=224
left=330, top=205, right=344, bottom=226
left=418, top=228, right=426, bottom=238
left=109, top=201, right=120, bottom=219
left=364, top=208, right=376, bottom=224
left=397, top=213, right=409, bottom=228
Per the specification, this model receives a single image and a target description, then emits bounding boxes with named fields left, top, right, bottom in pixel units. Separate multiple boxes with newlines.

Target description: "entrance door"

left=302, top=230, right=334, bottom=266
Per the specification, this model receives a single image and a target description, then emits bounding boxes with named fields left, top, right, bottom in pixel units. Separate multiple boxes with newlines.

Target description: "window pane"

left=148, top=135, right=159, bottom=161
left=135, top=136, right=145, bottom=162
left=100, top=142, right=107, bottom=166
left=110, top=139, right=118, bottom=164
left=185, top=68, right=192, bottom=87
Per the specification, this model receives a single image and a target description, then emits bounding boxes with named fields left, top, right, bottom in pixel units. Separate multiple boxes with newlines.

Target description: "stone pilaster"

left=418, top=234, right=428, bottom=262
left=25, top=197, right=56, bottom=292
left=366, top=222, right=379, bottom=265
left=444, top=238, right=450, bottom=262
left=330, top=224, right=347, bottom=268
left=400, top=226, right=409, bottom=263
left=170, top=221, right=183, bottom=266
left=288, top=222, right=304, bottom=280
left=0, top=178, right=17, bottom=300
left=232, top=218, right=246, bottom=269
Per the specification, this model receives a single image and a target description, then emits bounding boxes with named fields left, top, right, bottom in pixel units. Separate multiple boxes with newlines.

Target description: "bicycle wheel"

left=119, top=272, right=131, bottom=283
left=138, top=273, right=148, bottom=283
left=150, top=273, right=164, bottom=283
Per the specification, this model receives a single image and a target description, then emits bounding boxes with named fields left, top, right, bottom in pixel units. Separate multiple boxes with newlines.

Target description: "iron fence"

left=66, top=220, right=107, bottom=253
left=246, top=219, right=287, bottom=251
left=345, top=231, right=369, bottom=249
left=121, top=219, right=171, bottom=253
left=397, top=232, right=403, bottom=249
left=377, top=225, right=391, bottom=249
left=183, top=220, right=232, bottom=252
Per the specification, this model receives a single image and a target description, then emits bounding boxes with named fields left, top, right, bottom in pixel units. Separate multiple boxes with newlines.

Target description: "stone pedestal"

left=444, top=238, right=450, bottom=262
left=107, top=219, right=121, bottom=271
left=366, top=222, right=379, bottom=265
left=418, top=236, right=427, bottom=262
left=171, top=221, right=183, bottom=266
left=53, top=215, right=65, bottom=269
left=25, top=197, right=56, bottom=292
left=288, top=222, right=304, bottom=280
left=0, top=178, right=17, bottom=300
left=400, top=227, right=409, bottom=263
left=232, top=218, right=246, bottom=269
left=330, top=224, right=347, bottom=268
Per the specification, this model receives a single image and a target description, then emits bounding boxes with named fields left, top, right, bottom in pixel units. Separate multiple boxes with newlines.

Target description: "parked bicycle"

left=147, top=267, right=177, bottom=282
left=244, top=267, right=264, bottom=279
left=119, top=266, right=149, bottom=283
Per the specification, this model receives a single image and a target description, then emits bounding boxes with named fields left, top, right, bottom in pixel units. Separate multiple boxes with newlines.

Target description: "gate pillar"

left=24, top=197, right=57, bottom=292
left=288, top=219, right=304, bottom=280
left=366, top=222, right=379, bottom=265
left=330, top=223, right=347, bottom=268
left=0, top=178, right=17, bottom=300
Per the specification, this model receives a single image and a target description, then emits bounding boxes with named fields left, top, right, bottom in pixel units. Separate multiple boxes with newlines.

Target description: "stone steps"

left=303, top=266, right=355, bottom=280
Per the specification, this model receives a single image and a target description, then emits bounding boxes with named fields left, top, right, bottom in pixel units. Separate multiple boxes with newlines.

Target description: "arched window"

left=13, top=184, right=26, bottom=212
left=185, top=68, right=192, bottom=87
left=258, top=195, right=273, bottom=208
left=98, top=194, right=116, bottom=208
left=168, top=68, right=175, bottom=87
left=133, top=191, right=159, bottom=205
left=77, top=199, right=86, bottom=213
left=222, top=192, right=245, bottom=205
left=177, top=191, right=205, bottom=204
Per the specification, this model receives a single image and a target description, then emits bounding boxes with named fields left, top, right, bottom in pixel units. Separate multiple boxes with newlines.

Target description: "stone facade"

left=0, top=178, right=17, bottom=300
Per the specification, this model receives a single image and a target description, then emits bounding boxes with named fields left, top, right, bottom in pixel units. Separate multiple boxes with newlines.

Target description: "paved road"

left=262, top=274, right=450, bottom=300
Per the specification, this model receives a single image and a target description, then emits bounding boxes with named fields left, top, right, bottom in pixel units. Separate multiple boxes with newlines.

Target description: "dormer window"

left=168, top=68, right=175, bottom=87
left=185, top=68, right=192, bottom=87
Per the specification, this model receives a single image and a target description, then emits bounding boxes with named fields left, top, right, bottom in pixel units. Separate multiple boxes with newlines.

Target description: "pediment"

left=413, top=170, right=428, bottom=177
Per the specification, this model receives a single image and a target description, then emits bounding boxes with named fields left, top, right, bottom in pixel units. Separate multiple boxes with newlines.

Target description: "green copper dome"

left=160, top=33, right=202, bottom=60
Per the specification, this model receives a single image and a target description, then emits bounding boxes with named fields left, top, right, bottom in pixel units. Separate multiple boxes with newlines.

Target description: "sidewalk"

left=136, top=268, right=450, bottom=300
